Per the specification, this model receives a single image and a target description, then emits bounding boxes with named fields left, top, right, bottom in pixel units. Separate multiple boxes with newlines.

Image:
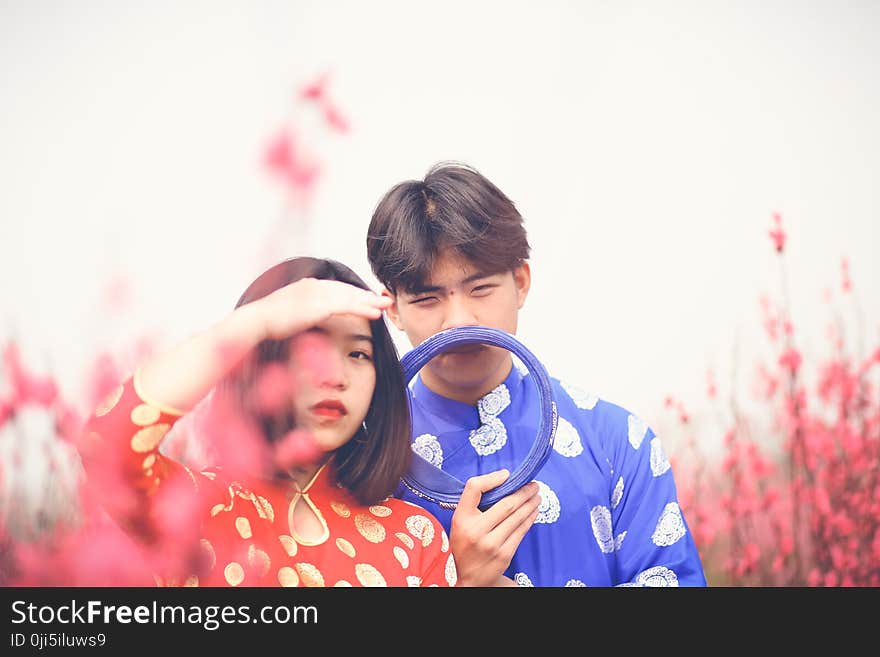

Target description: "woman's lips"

left=310, top=400, right=347, bottom=419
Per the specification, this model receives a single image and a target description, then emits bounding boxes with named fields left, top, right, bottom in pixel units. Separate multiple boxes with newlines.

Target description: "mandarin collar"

left=410, top=360, right=525, bottom=425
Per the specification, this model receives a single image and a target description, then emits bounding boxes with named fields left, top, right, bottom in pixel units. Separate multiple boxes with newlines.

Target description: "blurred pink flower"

left=840, top=258, right=852, bottom=293
left=778, top=347, right=802, bottom=375
left=274, top=429, right=321, bottom=472
left=3, top=342, right=58, bottom=407
left=263, top=129, right=321, bottom=194
left=768, top=211, right=786, bottom=253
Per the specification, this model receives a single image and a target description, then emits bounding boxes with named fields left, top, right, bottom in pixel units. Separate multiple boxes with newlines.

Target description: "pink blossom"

left=840, top=258, right=852, bottom=293
left=298, top=73, right=328, bottom=101
left=262, top=129, right=321, bottom=194
left=273, top=429, right=321, bottom=472
left=252, top=362, right=295, bottom=415
left=322, top=104, right=350, bottom=133
left=3, top=342, right=58, bottom=407
left=768, top=211, right=786, bottom=253
left=778, top=348, right=802, bottom=375
left=706, top=369, right=717, bottom=399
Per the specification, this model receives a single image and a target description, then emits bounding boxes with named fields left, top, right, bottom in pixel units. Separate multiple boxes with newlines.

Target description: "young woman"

left=79, top=257, right=456, bottom=587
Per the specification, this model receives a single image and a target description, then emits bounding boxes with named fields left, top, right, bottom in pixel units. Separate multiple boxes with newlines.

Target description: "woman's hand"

left=136, top=279, right=390, bottom=414
left=256, top=278, right=391, bottom=342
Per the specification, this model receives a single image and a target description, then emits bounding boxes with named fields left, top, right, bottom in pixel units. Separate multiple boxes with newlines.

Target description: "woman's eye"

left=350, top=351, right=373, bottom=361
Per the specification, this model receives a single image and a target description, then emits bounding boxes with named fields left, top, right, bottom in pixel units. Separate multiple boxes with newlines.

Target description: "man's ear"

left=513, top=261, right=531, bottom=309
left=381, top=288, right=405, bottom=331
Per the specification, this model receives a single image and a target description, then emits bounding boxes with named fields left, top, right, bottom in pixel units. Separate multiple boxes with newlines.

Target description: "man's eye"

left=472, top=285, right=496, bottom=294
left=410, top=296, right=437, bottom=304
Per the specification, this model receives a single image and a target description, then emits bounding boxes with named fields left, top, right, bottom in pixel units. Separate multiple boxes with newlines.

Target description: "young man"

left=366, top=162, right=707, bottom=587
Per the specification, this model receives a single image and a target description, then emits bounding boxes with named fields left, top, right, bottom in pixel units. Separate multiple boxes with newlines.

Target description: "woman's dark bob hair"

left=220, top=256, right=411, bottom=506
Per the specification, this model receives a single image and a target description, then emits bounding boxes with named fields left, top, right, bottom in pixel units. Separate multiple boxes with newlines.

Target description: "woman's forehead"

left=309, top=314, right=373, bottom=341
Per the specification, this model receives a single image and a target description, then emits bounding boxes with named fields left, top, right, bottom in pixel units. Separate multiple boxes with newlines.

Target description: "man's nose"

left=440, top=295, right=478, bottom=331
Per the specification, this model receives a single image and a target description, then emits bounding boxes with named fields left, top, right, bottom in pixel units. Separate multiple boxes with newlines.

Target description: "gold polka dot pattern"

left=277, top=566, right=299, bottom=587
left=200, top=539, right=216, bottom=571
left=444, top=554, right=457, bottom=586
left=330, top=501, right=350, bottom=518
left=248, top=545, right=271, bottom=577
left=295, top=563, right=324, bottom=587
left=278, top=534, right=298, bottom=556
left=235, top=517, right=252, bottom=539
left=336, top=538, right=356, bottom=558
left=405, top=515, right=435, bottom=547
left=393, top=546, right=409, bottom=569
left=355, top=563, right=387, bottom=587
left=395, top=532, right=414, bottom=550
left=354, top=514, right=386, bottom=543
left=252, top=495, right=275, bottom=521
left=130, top=404, right=160, bottom=426
left=130, top=424, right=171, bottom=453
left=95, top=385, right=124, bottom=417
left=369, top=505, right=392, bottom=517
left=224, top=562, right=244, bottom=586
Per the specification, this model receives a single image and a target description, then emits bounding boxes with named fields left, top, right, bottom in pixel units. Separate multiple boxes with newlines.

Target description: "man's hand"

left=449, top=470, right=540, bottom=587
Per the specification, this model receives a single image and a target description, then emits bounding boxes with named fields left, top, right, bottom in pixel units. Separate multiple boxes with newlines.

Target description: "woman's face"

left=286, top=313, right=376, bottom=453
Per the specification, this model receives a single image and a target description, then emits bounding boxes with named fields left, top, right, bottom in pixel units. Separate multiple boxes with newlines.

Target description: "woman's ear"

left=513, top=261, right=531, bottom=309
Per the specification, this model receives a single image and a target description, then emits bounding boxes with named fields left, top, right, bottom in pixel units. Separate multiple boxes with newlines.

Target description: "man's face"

left=385, top=251, right=531, bottom=404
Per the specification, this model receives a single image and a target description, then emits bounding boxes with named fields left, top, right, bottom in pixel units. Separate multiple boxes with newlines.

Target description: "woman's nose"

left=294, top=334, right=347, bottom=389
left=316, top=353, right=347, bottom=389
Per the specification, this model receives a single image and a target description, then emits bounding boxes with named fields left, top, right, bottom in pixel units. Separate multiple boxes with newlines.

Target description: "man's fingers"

left=480, top=481, right=540, bottom=528
left=458, top=469, right=510, bottom=512
left=498, top=503, right=541, bottom=560
left=491, top=489, right=541, bottom=545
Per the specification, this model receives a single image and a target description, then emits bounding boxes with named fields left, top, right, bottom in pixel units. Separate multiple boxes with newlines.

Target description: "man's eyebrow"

left=403, top=283, right=442, bottom=295
left=404, top=271, right=497, bottom=295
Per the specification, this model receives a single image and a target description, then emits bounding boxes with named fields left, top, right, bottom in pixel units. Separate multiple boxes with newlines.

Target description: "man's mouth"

left=444, top=344, right=486, bottom=355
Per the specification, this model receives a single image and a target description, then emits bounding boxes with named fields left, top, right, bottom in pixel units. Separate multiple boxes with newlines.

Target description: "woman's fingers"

left=261, top=279, right=390, bottom=338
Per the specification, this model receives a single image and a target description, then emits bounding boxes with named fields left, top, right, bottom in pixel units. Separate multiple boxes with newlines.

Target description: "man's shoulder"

left=548, top=376, right=628, bottom=417
left=547, top=376, right=667, bottom=464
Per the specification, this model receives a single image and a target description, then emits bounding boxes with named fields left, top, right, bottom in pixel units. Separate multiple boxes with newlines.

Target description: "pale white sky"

left=1, top=0, right=878, bottom=443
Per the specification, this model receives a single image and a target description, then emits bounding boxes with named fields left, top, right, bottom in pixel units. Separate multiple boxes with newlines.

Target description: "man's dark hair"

left=221, top=256, right=411, bottom=506
left=367, top=162, right=531, bottom=292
